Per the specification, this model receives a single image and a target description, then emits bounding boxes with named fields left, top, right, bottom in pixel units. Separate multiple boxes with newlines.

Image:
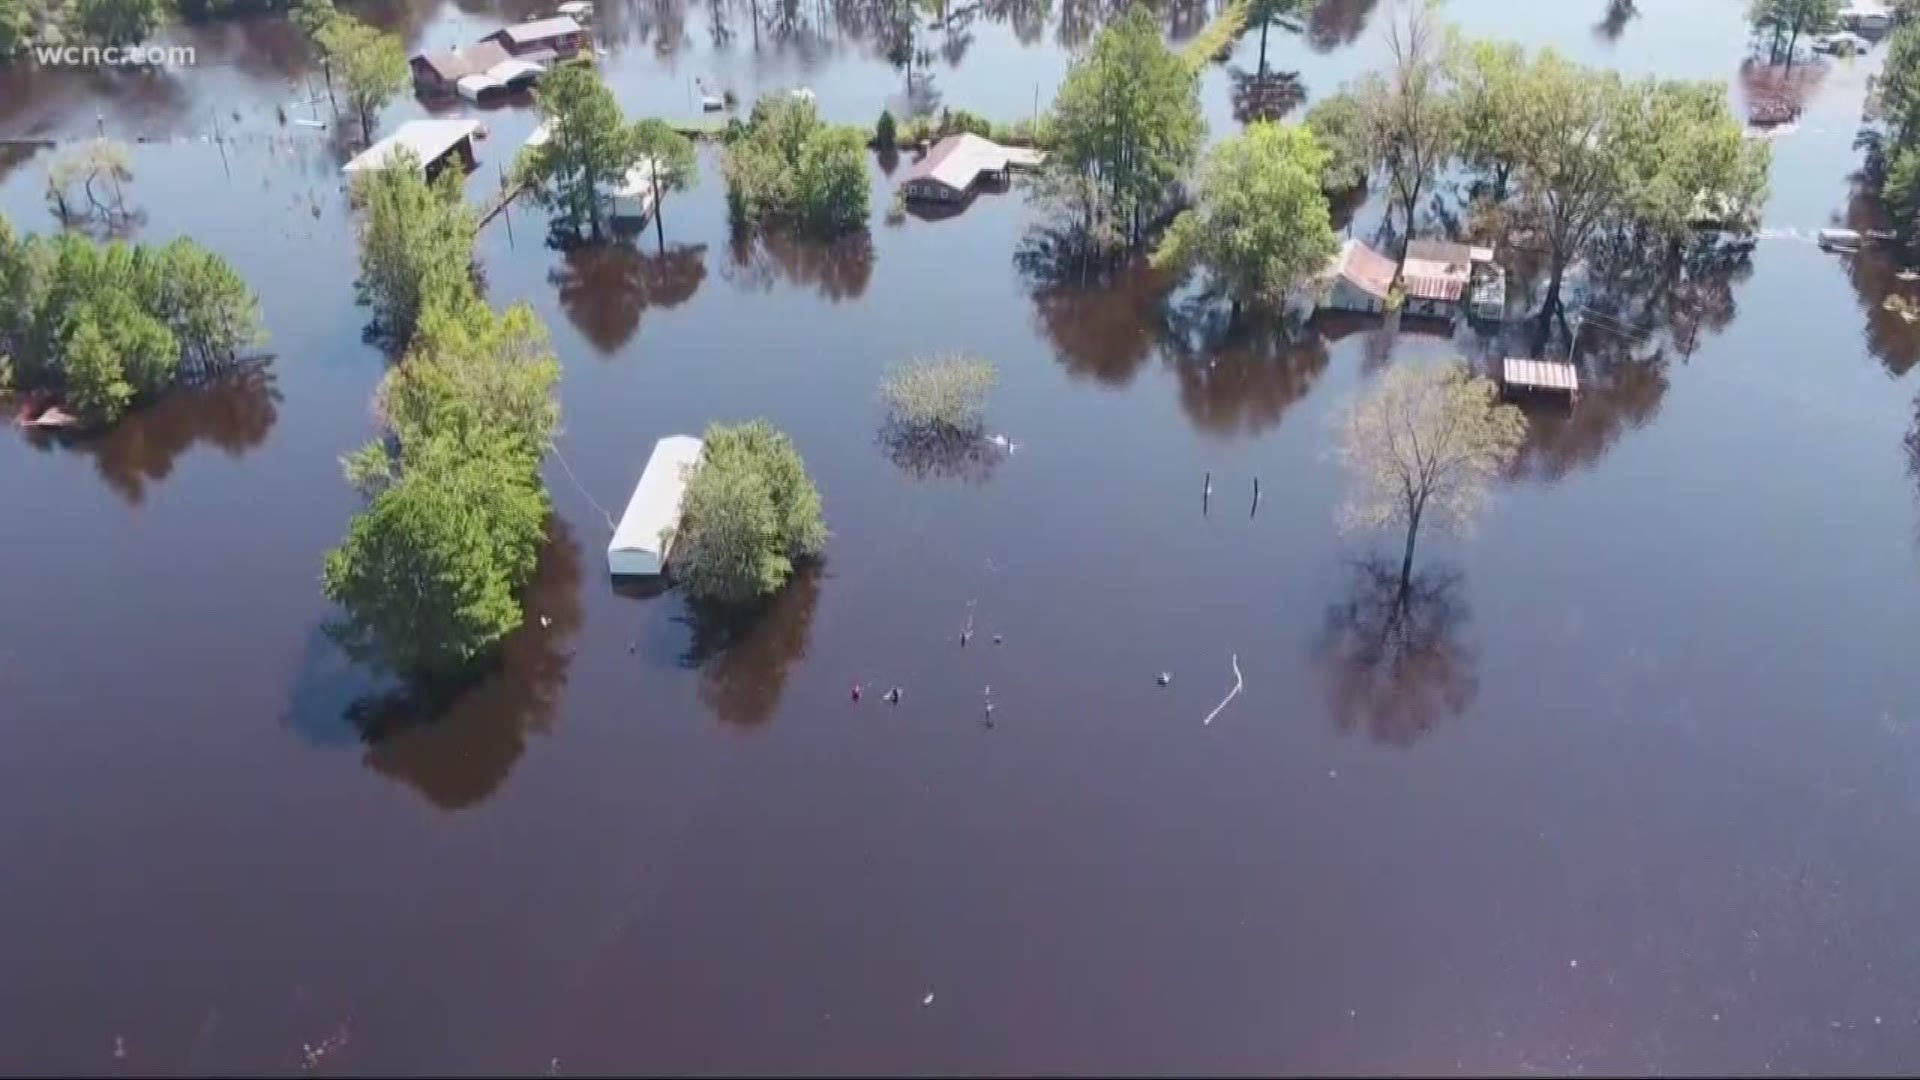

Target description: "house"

left=454, top=59, right=544, bottom=103
left=1320, top=238, right=1473, bottom=320
left=484, top=15, right=588, bottom=61
left=608, top=436, right=704, bottom=577
left=899, top=133, right=1045, bottom=203
left=609, top=160, right=662, bottom=221
left=342, top=118, right=482, bottom=179
left=410, top=41, right=512, bottom=95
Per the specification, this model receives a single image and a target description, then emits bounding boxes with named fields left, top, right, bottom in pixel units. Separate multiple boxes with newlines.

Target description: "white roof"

left=456, top=74, right=504, bottom=101
left=904, top=133, right=1017, bottom=192
left=497, top=15, right=581, bottom=44
left=613, top=158, right=663, bottom=197
left=1503, top=358, right=1579, bottom=393
left=488, top=58, right=545, bottom=81
left=608, top=436, right=704, bottom=571
left=524, top=119, right=554, bottom=150
left=342, top=118, right=481, bottom=174
left=555, top=1, right=593, bottom=14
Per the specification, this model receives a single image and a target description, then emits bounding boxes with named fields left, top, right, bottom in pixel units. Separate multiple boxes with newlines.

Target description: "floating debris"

left=851, top=682, right=862, bottom=702
left=1156, top=672, right=1172, bottom=687
left=1202, top=654, right=1243, bottom=726
left=1884, top=295, right=1920, bottom=323
left=922, top=991, right=935, bottom=1006
left=885, top=687, right=902, bottom=704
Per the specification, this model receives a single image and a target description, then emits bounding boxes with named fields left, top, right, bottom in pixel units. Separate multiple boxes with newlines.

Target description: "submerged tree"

left=632, top=118, right=698, bottom=251
left=1447, top=35, right=1526, bottom=198
left=721, top=96, right=870, bottom=236
left=71, top=0, right=166, bottom=47
left=1304, top=89, right=1370, bottom=195
left=1355, top=0, right=1456, bottom=271
left=45, top=139, right=134, bottom=225
left=673, top=420, right=828, bottom=607
left=1152, top=121, right=1337, bottom=322
left=515, top=65, right=645, bottom=242
left=877, top=354, right=998, bottom=476
left=351, top=154, right=475, bottom=347
left=1245, top=0, right=1311, bottom=77
left=1048, top=7, right=1204, bottom=249
left=1335, top=361, right=1526, bottom=586
left=1749, top=0, right=1840, bottom=69
left=319, top=14, right=409, bottom=144
left=0, top=0, right=29, bottom=57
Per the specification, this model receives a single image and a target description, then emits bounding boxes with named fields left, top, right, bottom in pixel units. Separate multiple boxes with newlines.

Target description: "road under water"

left=7, top=0, right=1920, bottom=1072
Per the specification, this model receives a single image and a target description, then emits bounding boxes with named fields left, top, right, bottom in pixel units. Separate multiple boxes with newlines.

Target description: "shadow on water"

left=675, top=564, right=822, bottom=728
left=1027, top=262, right=1165, bottom=387
left=17, top=364, right=281, bottom=506
left=1158, top=299, right=1332, bottom=439
left=723, top=227, right=874, bottom=302
left=549, top=240, right=710, bottom=355
left=281, top=516, right=584, bottom=811
left=1593, top=0, right=1639, bottom=45
left=1840, top=182, right=1920, bottom=378
left=1318, top=553, right=1477, bottom=747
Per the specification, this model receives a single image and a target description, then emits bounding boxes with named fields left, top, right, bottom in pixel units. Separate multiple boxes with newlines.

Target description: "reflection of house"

left=411, top=42, right=545, bottom=102
left=900, top=133, right=1046, bottom=203
left=1320, top=238, right=1474, bottom=320
left=484, top=16, right=588, bottom=61
left=609, top=435, right=703, bottom=577
left=342, top=118, right=482, bottom=179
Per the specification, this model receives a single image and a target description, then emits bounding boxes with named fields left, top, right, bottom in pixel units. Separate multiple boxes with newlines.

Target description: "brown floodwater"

left=7, top=0, right=1920, bottom=1072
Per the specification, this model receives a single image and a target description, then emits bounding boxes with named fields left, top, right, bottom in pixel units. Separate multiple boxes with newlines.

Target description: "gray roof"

left=412, top=40, right=512, bottom=81
left=342, top=118, right=481, bottom=174
left=493, top=15, right=582, bottom=44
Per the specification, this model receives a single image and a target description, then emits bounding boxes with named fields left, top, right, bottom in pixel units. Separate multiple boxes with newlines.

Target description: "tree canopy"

left=1748, top=0, right=1840, bottom=66
left=0, top=0, right=31, bottom=55
left=1152, top=121, right=1338, bottom=319
left=0, top=215, right=263, bottom=425
left=1335, top=360, right=1526, bottom=585
left=1353, top=0, right=1456, bottom=270
left=515, top=64, right=647, bottom=242
left=632, top=118, right=698, bottom=250
left=1048, top=6, right=1204, bottom=250
left=71, top=0, right=168, bottom=47
left=318, top=13, right=408, bottom=143
left=351, top=154, right=475, bottom=346
left=1303, top=90, right=1369, bottom=195
left=673, top=420, right=828, bottom=607
left=1245, top=0, right=1311, bottom=77
left=721, top=96, right=870, bottom=236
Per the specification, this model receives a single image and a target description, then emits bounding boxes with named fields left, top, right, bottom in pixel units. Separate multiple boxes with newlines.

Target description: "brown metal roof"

left=413, top=41, right=511, bottom=81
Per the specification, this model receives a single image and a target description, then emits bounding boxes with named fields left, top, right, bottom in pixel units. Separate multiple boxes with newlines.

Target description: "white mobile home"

left=608, top=435, right=704, bottom=577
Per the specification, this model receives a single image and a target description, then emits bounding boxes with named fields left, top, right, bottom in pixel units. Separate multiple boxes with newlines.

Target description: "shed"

left=1502, top=358, right=1580, bottom=402
left=1320, top=238, right=1396, bottom=315
left=342, top=118, right=482, bottom=177
left=485, top=15, right=587, bottom=59
left=608, top=435, right=704, bottom=577
left=609, top=159, right=661, bottom=221
left=900, top=133, right=1020, bottom=203
left=1471, top=263, right=1506, bottom=321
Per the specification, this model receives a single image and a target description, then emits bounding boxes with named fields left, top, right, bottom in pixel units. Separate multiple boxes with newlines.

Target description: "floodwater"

left=6, top=0, right=1920, bottom=1072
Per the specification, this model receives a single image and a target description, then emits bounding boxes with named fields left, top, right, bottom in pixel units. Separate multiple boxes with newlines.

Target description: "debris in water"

left=1156, top=672, right=1172, bottom=687
left=992, top=634, right=1003, bottom=645
left=540, top=615, right=552, bottom=628
left=986, top=433, right=1022, bottom=454
left=113, top=1035, right=126, bottom=1061
left=922, top=991, right=935, bottom=1006
left=1202, top=654, right=1243, bottom=725
left=885, top=687, right=902, bottom=704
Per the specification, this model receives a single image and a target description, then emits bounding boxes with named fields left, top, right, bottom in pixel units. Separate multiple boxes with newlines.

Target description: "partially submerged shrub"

left=879, top=354, right=997, bottom=440
left=674, top=420, right=828, bottom=606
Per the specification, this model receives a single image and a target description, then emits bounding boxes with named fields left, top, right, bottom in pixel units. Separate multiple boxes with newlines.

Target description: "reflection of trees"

left=1230, top=68, right=1307, bottom=124
left=1319, top=555, right=1476, bottom=747
left=678, top=565, right=822, bottom=727
left=1736, top=54, right=1826, bottom=125
left=1158, top=300, right=1330, bottom=438
left=980, top=0, right=1050, bottom=45
left=723, top=228, right=874, bottom=301
left=20, top=364, right=280, bottom=506
left=1506, top=352, right=1667, bottom=483
left=1305, top=0, right=1379, bottom=54
left=1841, top=182, right=1920, bottom=377
left=352, top=517, right=584, bottom=810
left=549, top=241, right=709, bottom=355
left=1594, top=0, right=1637, bottom=43
left=878, top=423, right=1004, bottom=482
left=1027, top=263, right=1163, bottom=387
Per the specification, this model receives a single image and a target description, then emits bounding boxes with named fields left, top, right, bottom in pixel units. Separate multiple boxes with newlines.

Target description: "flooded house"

left=484, top=15, right=589, bottom=61
left=1320, top=238, right=1474, bottom=321
left=899, top=133, right=1045, bottom=204
left=410, top=42, right=544, bottom=102
left=341, top=118, right=483, bottom=179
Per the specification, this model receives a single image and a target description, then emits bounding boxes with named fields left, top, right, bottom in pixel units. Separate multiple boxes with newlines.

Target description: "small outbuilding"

left=1319, top=238, right=1473, bottom=320
left=410, top=41, right=513, bottom=96
left=342, top=118, right=482, bottom=178
left=609, top=160, right=661, bottom=221
left=608, top=435, right=704, bottom=577
left=1320, top=238, right=1396, bottom=315
left=484, top=15, right=588, bottom=60
left=899, top=133, right=1044, bottom=203
left=1502, top=358, right=1580, bottom=403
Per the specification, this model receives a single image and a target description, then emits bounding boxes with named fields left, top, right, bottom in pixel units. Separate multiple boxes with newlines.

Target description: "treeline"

left=322, top=155, right=561, bottom=682
left=0, top=214, right=264, bottom=424
left=1872, top=15, right=1920, bottom=236
left=722, top=95, right=871, bottom=236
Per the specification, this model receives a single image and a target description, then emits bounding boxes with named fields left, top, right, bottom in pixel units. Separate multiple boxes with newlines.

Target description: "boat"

left=1818, top=228, right=1864, bottom=251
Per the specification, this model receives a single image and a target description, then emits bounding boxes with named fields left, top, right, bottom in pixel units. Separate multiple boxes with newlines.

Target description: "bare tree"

left=1335, top=360, right=1527, bottom=585
left=1356, top=0, right=1455, bottom=274
left=45, top=138, right=134, bottom=224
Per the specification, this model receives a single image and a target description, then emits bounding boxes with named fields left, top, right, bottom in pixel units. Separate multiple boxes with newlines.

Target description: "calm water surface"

left=7, top=0, right=1920, bottom=1072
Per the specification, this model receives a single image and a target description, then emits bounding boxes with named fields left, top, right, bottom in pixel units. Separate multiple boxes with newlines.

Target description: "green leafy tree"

left=1336, top=360, right=1526, bottom=587
left=1152, top=121, right=1338, bottom=320
left=515, top=64, right=644, bottom=241
left=66, top=289, right=177, bottom=397
left=71, top=0, right=168, bottom=47
left=1618, top=79, right=1770, bottom=244
left=149, top=237, right=264, bottom=369
left=1749, top=0, right=1840, bottom=67
left=721, top=96, right=870, bottom=236
left=1304, top=90, right=1369, bottom=195
left=60, top=316, right=134, bottom=425
left=323, top=430, right=549, bottom=681
left=45, top=138, right=134, bottom=224
left=674, top=420, right=827, bottom=607
left=351, top=154, right=475, bottom=346
left=632, top=118, right=698, bottom=251
left=377, top=292, right=560, bottom=466
left=0, top=0, right=30, bottom=56
left=318, top=14, right=407, bottom=143
left=1050, top=6, right=1204, bottom=248
left=875, top=109, right=897, bottom=150
left=1354, top=0, right=1456, bottom=270
left=1448, top=35, right=1527, bottom=198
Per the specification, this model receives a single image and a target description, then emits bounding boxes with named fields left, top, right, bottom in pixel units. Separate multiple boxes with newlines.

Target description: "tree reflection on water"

left=549, top=240, right=709, bottom=355
left=283, top=517, right=583, bottom=811
left=1318, top=554, right=1477, bottom=746
left=18, top=363, right=281, bottom=506
left=724, top=227, right=874, bottom=302
left=677, top=565, right=823, bottom=728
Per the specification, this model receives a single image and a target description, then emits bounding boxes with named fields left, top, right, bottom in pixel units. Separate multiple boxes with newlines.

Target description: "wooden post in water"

left=213, top=114, right=230, bottom=179
left=1203, top=471, right=1211, bottom=515
left=1251, top=476, right=1260, bottom=518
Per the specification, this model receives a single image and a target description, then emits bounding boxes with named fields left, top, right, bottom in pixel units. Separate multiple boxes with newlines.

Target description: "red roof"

left=1331, top=239, right=1395, bottom=300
